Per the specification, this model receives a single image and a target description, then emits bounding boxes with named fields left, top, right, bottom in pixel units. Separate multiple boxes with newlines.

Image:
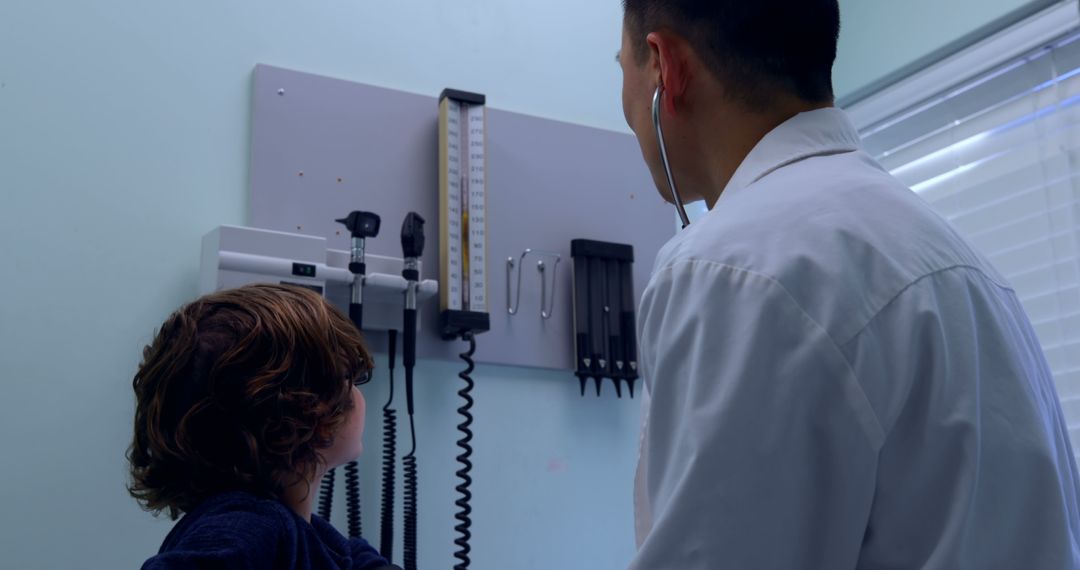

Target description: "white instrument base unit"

left=201, top=225, right=438, bottom=333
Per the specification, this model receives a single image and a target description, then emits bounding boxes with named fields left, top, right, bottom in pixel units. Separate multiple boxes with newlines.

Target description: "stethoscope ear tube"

left=653, top=85, right=691, bottom=229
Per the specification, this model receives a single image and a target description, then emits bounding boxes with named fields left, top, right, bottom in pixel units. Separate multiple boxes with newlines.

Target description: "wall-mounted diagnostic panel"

left=248, top=64, right=672, bottom=370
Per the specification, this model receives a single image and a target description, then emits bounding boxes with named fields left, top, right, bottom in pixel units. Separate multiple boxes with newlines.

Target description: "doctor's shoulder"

left=640, top=158, right=965, bottom=333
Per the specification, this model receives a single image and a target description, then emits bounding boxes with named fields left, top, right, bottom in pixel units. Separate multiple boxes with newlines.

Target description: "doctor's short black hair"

left=623, top=0, right=841, bottom=108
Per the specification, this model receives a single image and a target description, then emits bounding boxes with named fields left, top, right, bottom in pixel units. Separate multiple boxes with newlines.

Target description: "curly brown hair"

left=127, top=283, right=373, bottom=520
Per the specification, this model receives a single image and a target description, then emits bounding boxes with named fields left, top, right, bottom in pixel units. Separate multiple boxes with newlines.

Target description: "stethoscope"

left=652, top=85, right=691, bottom=229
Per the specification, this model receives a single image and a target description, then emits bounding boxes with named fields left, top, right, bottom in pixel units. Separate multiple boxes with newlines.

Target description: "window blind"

left=859, top=31, right=1080, bottom=455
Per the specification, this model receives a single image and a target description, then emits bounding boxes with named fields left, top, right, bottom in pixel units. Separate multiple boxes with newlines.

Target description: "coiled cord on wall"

left=344, top=461, right=362, bottom=538
left=453, top=333, right=477, bottom=570
left=380, top=330, right=398, bottom=562
left=318, top=468, right=335, bottom=521
left=402, top=414, right=418, bottom=570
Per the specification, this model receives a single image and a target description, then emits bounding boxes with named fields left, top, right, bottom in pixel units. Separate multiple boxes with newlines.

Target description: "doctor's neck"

left=681, top=85, right=833, bottom=210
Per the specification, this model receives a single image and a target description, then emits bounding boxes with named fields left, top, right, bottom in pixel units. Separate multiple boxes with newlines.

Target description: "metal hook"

left=507, top=249, right=561, bottom=319
left=507, top=249, right=531, bottom=316
left=537, top=257, right=561, bottom=319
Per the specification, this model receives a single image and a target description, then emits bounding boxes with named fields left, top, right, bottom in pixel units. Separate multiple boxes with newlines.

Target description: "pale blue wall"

left=0, top=1, right=637, bottom=568
left=835, top=0, right=1058, bottom=99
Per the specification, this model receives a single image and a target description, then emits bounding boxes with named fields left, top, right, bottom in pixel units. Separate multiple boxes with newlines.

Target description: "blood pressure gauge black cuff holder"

left=440, top=310, right=490, bottom=340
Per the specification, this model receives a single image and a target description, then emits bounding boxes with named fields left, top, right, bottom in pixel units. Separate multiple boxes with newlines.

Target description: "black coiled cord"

left=380, top=330, right=398, bottom=562
left=344, top=461, right=362, bottom=538
left=318, top=468, right=335, bottom=521
left=453, top=333, right=477, bottom=570
left=402, top=414, right=418, bottom=570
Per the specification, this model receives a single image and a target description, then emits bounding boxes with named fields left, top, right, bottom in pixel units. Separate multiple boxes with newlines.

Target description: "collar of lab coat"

left=720, top=107, right=863, bottom=202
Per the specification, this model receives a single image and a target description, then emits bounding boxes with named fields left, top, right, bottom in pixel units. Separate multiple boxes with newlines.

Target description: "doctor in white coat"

left=619, top=1, right=1080, bottom=568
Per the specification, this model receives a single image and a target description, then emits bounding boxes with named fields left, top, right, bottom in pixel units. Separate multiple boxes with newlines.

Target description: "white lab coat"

left=631, top=108, right=1080, bottom=569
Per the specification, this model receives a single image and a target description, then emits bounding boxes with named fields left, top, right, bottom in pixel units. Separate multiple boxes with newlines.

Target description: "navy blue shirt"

left=143, top=491, right=398, bottom=570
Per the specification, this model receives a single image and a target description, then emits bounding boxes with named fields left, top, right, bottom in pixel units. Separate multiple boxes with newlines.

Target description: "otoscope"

left=338, top=211, right=381, bottom=538
left=337, top=211, right=382, bottom=329
left=319, top=211, right=381, bottom=537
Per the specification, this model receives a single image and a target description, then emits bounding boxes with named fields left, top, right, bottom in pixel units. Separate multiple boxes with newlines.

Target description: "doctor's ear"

left=646, top=31, right=691, bottom=116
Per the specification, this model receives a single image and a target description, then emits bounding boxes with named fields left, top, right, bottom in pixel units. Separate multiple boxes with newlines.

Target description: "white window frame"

left=845, top=1, right=1080, bottom=134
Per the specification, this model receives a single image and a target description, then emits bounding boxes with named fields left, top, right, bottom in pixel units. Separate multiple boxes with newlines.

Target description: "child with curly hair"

left=128, top=283, right=399, bottom=569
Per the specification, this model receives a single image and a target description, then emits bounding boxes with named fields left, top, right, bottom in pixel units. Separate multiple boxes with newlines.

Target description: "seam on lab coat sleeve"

left=646, top=258, right=886, bottom=447
left=837, top=264, right=1015, bottom=346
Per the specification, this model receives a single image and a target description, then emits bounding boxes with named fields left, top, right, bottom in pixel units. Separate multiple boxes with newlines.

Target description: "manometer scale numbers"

left=440, top=90, right=488, bottom=317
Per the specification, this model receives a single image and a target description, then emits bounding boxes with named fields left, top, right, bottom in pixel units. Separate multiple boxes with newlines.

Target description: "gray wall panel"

left=250, top=64, right=673, bottom=370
